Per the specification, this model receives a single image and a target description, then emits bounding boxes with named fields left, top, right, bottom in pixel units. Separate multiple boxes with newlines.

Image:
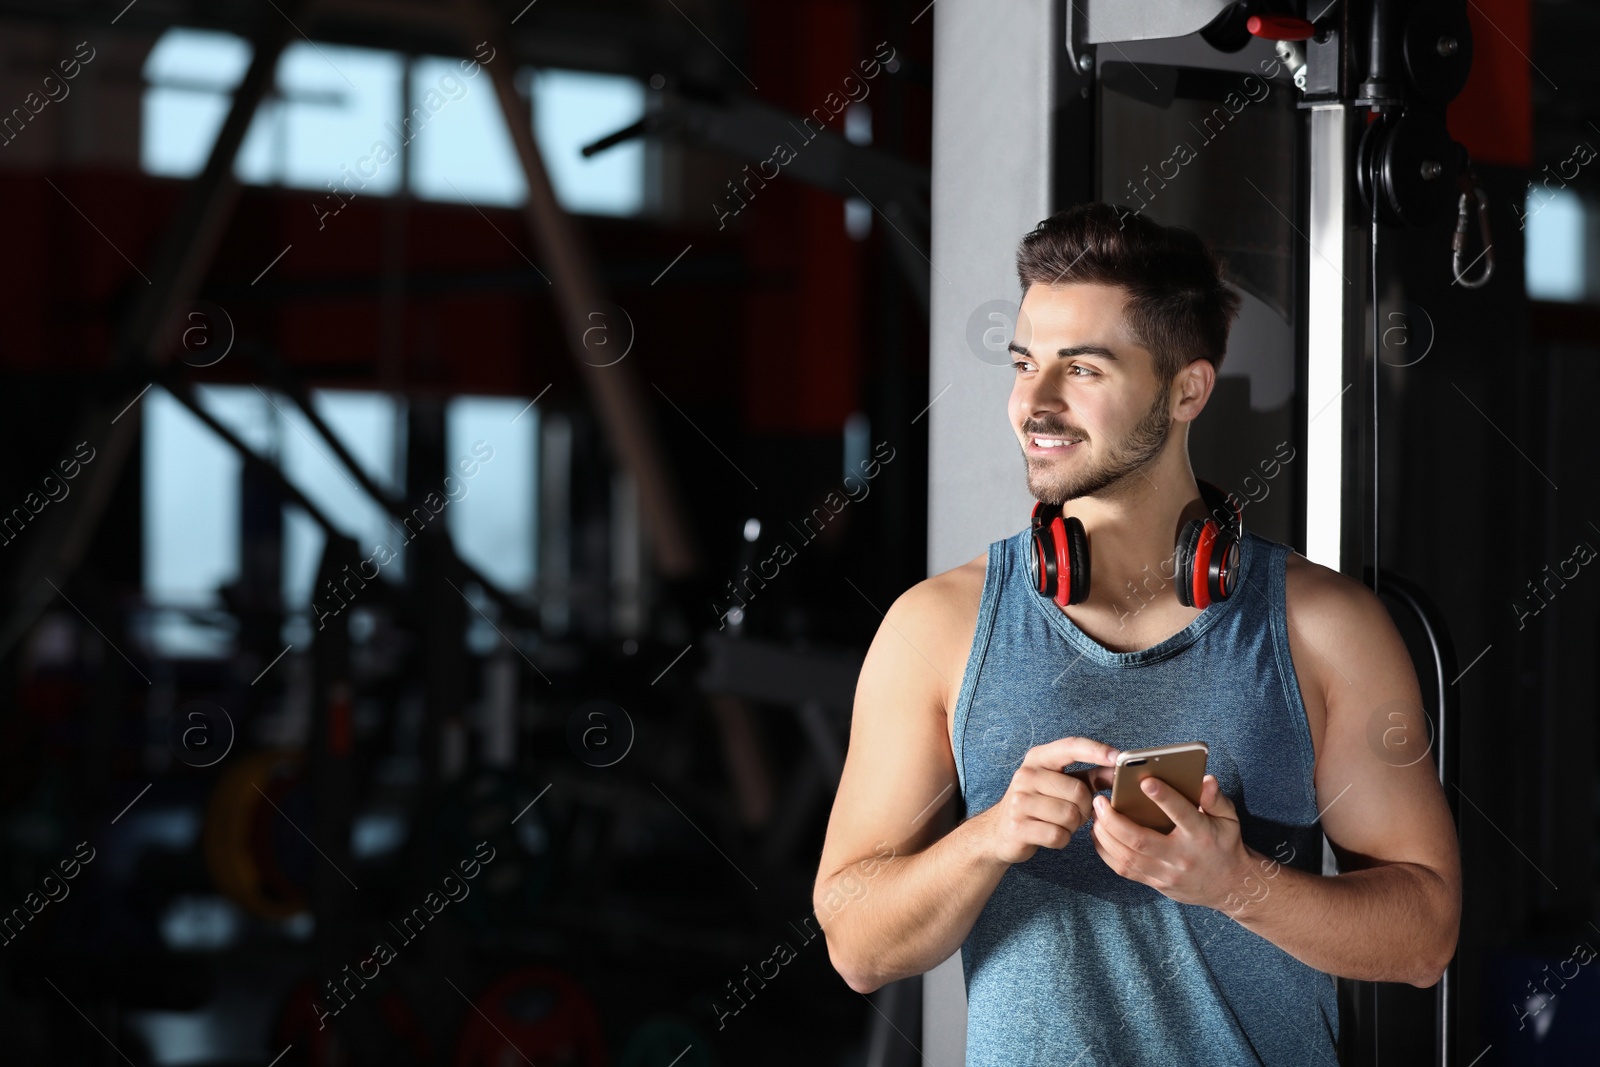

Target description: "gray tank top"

left=952, top=526, right=1339, bottom=1065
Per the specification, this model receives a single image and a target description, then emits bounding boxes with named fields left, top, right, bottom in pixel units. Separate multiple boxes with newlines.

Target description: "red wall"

left=1448, top=0, right=1532, bottom=167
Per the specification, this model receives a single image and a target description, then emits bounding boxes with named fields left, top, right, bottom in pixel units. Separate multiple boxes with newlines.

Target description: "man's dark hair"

left=1015, top=202, right=1242, bottom=382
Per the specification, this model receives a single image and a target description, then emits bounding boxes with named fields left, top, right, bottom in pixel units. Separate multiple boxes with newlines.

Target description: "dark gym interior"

left=0, top=0, right=1593, bottom=1064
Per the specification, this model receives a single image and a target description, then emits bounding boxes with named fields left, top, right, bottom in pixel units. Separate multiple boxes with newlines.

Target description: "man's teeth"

left=1032, top=437, right=1079, bottom=448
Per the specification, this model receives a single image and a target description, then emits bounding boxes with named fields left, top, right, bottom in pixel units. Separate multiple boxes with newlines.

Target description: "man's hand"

left=983, top=737, right=1121, bottom=865
left=1089, top=774, right=1256, bottom=909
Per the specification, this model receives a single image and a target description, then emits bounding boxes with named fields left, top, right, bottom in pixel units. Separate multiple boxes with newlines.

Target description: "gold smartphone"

left=1109, top=741, right=1209, bottom=833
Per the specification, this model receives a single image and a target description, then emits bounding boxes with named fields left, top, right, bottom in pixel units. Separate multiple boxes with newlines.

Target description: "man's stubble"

left=1023, top=378, right=1173, bottom=507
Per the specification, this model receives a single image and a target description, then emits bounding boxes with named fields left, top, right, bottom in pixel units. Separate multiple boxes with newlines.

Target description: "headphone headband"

left=1037, top=479, right=1242, bottom=531
left=1196, top=479, right=1244, bottom=537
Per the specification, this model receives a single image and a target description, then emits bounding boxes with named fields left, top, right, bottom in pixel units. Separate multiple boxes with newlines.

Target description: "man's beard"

left=1023, top=381, right=1172, bottom=506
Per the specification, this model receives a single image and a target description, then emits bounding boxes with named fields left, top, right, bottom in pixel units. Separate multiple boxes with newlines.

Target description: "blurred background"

left=0, top=1, right=930, bottom=1064
left=0, top=0, right=1594, bottom=1064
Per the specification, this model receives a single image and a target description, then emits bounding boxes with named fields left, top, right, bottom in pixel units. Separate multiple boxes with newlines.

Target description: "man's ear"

left=1173, top=358, right=1215, bottom=422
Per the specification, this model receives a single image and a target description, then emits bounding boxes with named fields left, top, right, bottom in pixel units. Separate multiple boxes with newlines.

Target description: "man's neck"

left=1059, top=457, right=1216, bottom=617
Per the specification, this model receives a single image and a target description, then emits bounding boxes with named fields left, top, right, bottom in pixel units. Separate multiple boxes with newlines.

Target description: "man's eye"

left=1011, top=361, right=1031, bottom=372
left=1069, top=365, right=1095, bottom=377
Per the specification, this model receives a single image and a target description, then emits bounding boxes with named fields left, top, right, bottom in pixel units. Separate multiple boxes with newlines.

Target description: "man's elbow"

left=1408, top=908, right=1459, bottom=991
left=1406, top=867, right=1460, bottom=988
left=1407, top=928, right=1459, bottom=988
left=1407, top=956, right=1450, bottom=989
left=822, top=929, right=883, bottom=994
left=814, top=877, right=876, bottom=992
left=839, top=965, right=883, bottom=995
left=1407, top=957, right=1447, bottom=989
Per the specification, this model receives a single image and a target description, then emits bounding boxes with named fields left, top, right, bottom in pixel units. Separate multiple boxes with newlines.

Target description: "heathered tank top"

left=951, top=525, right=1339, bottom=1066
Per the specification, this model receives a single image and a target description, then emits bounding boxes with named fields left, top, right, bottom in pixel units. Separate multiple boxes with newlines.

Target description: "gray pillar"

left=927, top=0, right=1062, bottom=573
left=924, top=1, right=1064, bottom=1061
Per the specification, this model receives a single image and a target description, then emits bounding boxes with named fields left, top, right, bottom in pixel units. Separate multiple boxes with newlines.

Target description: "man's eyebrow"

left=1006, top=342, right=1119, bottom=361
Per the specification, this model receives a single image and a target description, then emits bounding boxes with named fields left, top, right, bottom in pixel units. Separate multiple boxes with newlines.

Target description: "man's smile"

left=1027, top=435, right=1083, bottom=455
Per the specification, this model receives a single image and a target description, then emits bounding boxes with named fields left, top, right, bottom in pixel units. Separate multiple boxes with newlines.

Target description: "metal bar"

left=0, top=13, right=297, bottom=661
left=161, top=379, right=344, bottom=535
left=459, top=0, right=699, bottom=579
left=119, top=6, right=304, bottom=367
left=249, top=350, right=538, bottom=627
left=1080, top=0, right=1234, bottom=46
left=1303, top=105, right=1366, bottom=576
left=1372, top=569, right=1458, bottom=1067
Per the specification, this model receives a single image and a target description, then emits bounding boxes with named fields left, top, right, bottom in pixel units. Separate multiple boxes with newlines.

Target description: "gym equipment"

left=451, top=967, right=605, bottom=1067
left=274, top=979, right=345, bottom=1066
left=423, top=767, right=556, bottom=930
left=697, top=633, right=863, bottom=862
left=275, top=979, right=433, bottom=1067
left=1350, top=0, right=1477, bottom=232
left=1342, top=567, right=1462, bottom=1067
left=203, top=750, right=310, bottom=920
left=578, top=84, right=932, bottom=316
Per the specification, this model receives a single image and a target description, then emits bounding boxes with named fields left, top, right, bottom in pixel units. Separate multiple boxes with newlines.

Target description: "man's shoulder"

left=877, top=547, right=993, bottom=695
left=1280, top=543, right=1375, bottom=606
left=1278, top=542, right=1394, bottom=650
left=897, top=547, right=990, bottom=624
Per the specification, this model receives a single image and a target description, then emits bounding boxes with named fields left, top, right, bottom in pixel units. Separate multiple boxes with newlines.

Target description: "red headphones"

left=1029, top=479, right=1244, bottom=610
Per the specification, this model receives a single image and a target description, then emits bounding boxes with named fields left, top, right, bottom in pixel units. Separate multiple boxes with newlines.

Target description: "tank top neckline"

left=1012, top=526, right=1265, bottom=669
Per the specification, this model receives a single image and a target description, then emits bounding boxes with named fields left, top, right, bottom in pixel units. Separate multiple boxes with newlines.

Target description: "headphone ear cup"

left=1030, top=526, right=1055, bottom=600
left=1062, top=516, right=1090, bottom=606
left=1047, top=515, right=1072, bottom=607
left=1175, top=518, right=1205, bottom=608
left=1029, top=502, right=1059, bottom=599
left=1209, top=528, right=1241, bottom=603
left=1187, top=518, right=1224, bottom=609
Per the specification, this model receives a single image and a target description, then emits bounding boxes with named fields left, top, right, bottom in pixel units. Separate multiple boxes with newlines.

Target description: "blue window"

left=141, top=27, right=647, bottom=216
left=142, top=386, right=540, bottom=657
left=142, top=386, right=405, bottom=655
left=1524, top=187, right=1587, bottom=302
left=445, top=395, right=538, bottom=595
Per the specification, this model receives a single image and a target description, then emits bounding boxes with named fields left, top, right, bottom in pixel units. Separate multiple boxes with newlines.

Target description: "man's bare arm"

left=818, top=804, right=1012, bottom=994
left=815, top=577, right=1118, bottom=993
left=1214, top=846, right=1454, bottom=987
left=814, top=576, right=994, bottom=993
left=1234, top=561, right=1461, bottom=986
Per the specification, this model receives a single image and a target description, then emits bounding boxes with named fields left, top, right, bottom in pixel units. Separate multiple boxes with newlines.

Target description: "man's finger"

left=1197, top=774, right=1226, bottom=814
left=1026, top=735, right=1121, bottom=771
left=1041, top=770, right=1099, bottom=816
left=1091, top=793, right=1156, bottom=852
left=1062, top=767, right=1095, bottom=790
left=1091, top=808, right=1152, bottom=881
left=1139, top=776, right=1205, bottom=833
left=1013, top=815, right=1082, bottom=850
left=1061, top=766, right=1115, bottom=793
left=1011, top=789, right=1090, bottom=831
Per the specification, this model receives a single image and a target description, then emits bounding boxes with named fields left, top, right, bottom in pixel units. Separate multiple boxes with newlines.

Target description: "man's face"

left=1008, top=282, right=1172, bottom=506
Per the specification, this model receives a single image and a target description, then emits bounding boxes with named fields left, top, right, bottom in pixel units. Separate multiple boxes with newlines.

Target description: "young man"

left=813, top=202, right=1461, bottom=1064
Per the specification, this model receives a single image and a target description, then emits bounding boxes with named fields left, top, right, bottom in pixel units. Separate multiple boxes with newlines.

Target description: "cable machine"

left=924, top=1, right=1491, bottom=1063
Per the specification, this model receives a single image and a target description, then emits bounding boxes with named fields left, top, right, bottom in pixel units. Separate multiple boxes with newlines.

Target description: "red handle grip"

left=1246, top=14, right=1315, bottom=41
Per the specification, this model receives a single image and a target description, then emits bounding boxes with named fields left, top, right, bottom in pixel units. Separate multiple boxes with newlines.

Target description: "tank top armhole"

left=951, top=536, right=1007, bottom=804
left=1267, top=539, right=1322, bottom=819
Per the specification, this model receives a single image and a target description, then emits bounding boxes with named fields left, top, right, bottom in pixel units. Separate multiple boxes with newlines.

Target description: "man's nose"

left=1025, top=379, right=1069, bottom=415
